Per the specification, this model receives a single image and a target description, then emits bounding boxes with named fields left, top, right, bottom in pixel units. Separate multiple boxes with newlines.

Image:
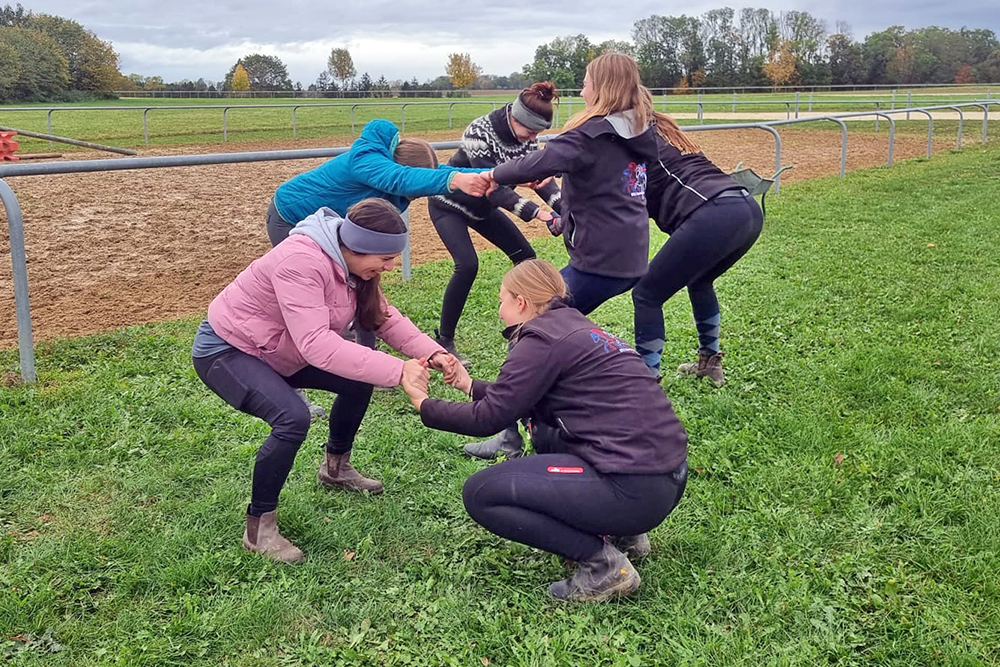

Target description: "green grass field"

left=2, top=90, right=996, bottom=151
left=2, top=146, right=1000, bottom=665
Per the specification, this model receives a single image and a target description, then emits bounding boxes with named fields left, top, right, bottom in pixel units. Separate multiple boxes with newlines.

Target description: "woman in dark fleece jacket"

left=401, top=260, right=689, bottom=602
left=633, top=131, right=764, bottom=387
left=485, top=53, right=660, bottom=316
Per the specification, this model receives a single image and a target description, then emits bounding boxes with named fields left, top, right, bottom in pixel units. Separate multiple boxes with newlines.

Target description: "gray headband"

left=339, top=216, right=408, bottom=254
left=510, top=96, right=552, bottom=132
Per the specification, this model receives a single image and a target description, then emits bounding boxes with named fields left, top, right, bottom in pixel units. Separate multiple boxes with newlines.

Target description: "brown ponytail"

left=518, top=81, right=559, bottom=122
left=344, top=198, right=407, bottom=330
left=653, top=110, right=701, bottom=154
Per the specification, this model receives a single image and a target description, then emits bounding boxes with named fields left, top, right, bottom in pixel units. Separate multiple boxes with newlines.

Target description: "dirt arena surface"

left=0, top=128, right=960, bottom=346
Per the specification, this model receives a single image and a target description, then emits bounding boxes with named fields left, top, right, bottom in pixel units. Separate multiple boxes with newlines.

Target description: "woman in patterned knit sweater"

left=427, top=82, right=562, bottom=365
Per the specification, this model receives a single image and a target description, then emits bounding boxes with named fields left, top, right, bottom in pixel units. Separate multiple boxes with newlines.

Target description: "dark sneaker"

left=295, top=388, right=327, bottom=420
left=463, top=426, right=524, bottom=460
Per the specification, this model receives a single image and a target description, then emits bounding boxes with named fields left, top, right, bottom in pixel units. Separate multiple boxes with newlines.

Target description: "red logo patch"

left=547, top=466, right=584, bottom=474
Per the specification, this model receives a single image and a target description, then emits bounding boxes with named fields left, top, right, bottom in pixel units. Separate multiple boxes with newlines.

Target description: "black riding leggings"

left=462, top=453, right=687, bottom=561
left=193, top=348, right=374, bottom=515
left=429, top=201, right=536, bottom=339
left=632, top=192, right=763, bottom=371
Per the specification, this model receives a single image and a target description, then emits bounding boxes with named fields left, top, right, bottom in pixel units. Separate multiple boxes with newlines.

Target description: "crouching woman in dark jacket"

left=400, top=259, right=689, bottom=602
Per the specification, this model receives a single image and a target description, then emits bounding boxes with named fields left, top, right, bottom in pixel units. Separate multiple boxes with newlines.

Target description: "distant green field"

left=2, top=89, right=995, bottom=152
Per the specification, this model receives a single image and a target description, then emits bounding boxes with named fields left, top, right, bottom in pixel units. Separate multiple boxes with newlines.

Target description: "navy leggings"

left=560, top=265, right=639, bottom=316
left=463, top=454, right=687, bottom=561
left=193, top=348, right=374, bottom=515
left=632, top=192, right=763, bottom=370
left=429, top=201, right=536, bottom=339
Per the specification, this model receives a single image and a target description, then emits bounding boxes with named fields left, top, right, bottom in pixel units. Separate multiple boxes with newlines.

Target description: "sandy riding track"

left=0, top=128, right=961, bottom=346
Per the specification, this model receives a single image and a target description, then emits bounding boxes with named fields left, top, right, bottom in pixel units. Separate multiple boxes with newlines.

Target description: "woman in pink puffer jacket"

left=192, top=198, right=457, bottom=563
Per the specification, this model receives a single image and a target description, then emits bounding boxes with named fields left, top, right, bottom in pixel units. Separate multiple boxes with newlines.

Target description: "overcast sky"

left=18, top=0, right=1000, bottom=85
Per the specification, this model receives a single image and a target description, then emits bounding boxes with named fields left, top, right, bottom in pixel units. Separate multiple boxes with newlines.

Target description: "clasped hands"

left=399, top=352, right=473, bottom=411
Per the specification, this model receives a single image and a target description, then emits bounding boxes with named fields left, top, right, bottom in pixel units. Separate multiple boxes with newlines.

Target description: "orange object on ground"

left=0, top=131, right=19, bottom=161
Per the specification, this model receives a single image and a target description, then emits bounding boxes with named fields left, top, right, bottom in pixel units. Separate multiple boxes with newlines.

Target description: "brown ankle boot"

left=242, top=511, right=306, bottom=564
left=548, top=542, right=641, bottom=602
left=678, top=351, right=726, bottom=387
left=317, top=451, right=383, bottom=494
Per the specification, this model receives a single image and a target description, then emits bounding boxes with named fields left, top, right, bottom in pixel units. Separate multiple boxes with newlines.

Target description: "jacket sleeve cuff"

left=470, top=379, right=491, bottom=401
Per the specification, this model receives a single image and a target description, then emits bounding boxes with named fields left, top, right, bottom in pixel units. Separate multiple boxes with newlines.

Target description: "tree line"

left=3, top=2, right=999, bottom=104
left=0, top=3, right=120, bottom=103
left=522, top=10, right=1000, bottom=90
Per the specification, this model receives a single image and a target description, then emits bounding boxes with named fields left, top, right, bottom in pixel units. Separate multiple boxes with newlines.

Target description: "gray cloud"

left=18, top=0, right=1000, bottom=84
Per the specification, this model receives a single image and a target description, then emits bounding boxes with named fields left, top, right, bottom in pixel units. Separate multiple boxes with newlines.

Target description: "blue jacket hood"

left=355, top=119, right=400, bottom=160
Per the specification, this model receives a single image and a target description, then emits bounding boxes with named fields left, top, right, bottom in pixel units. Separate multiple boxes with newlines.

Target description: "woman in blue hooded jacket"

left=266, top=119, right=489, bottom=246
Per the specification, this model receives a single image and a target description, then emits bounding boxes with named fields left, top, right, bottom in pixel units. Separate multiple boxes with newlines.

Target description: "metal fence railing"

left=112, top=83, right=999, bottom=99
left=2, top=101, right=998, bottom=382
left=0, top=100, right=512, bottom=144
left=4, top=95, right=998, bottom=146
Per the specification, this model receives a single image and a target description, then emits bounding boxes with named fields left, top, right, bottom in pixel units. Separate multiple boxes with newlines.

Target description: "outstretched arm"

left=419, top=335, right=560, bottom=437
left=491, top=131, right=592, bottom=186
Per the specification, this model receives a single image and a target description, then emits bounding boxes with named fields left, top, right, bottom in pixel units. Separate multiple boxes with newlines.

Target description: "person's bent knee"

left=273, top=404, right=312, bottom=443
left=513, top=247, right=536, bottom=264
left=454, top=256, right=479, bottom=281
left=462, top=467, right=502, bottom=524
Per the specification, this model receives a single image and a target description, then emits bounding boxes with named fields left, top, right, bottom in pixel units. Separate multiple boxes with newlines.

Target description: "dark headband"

left=339, top=216, right=407, bottom=254
left=510, top=96, right=552, bottom=132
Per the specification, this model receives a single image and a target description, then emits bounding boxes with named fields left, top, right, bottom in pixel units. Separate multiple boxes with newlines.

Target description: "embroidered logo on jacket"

left=589, top=328, right=636, bottom=355
left=621, top=162, right=647, bottom=200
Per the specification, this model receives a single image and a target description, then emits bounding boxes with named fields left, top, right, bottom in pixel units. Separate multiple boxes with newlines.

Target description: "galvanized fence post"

left=46, top=109, right=54, bottom=148
left=763, top=125, right=783, bottom=193
left=973, top=103, right=988, bottom=145
left=732, top=91, right=737, bottom=113
left=292, top=106, right=298, bottom=139
left=401, top=208, right=412, bottom=281
left=904, top=109, right=934, bottom=158
left=0, top=179, right=36, bottom=383
left=223, top=107, right=230, bottom=142
left=885, top=113, right=895, bottom=165
left=143, top=108, right=150, bottom=145
left=350, top=105, right=357, bottom=134
left=400, top=104, right=407, bottom=132
left=831, top=118, right=847, bottom=179
left=946, top=106, right=964, bottom=149
left=795, top=91, right=800, bottom=118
